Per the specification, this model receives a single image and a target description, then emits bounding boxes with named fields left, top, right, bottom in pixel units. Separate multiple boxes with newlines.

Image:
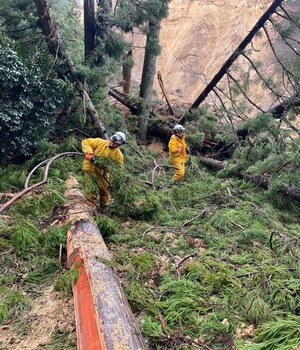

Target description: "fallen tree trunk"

left=64, top=177, right=147, bottom=350
left=198, top=155, right=300, bottom=202
left=188, top=0, right=284, bottom=111
left=108, top=88, right=138, bottom=114
left=267, top=95, right=300, bottom=118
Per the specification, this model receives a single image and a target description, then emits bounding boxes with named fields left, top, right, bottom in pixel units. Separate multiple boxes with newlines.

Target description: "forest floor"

left=0, top=143, right=299, bottom=350
left=0, top=285, right=75, bottom=350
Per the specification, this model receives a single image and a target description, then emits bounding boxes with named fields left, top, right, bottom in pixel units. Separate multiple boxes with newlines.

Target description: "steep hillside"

left=128, top=0, right=280, bottom=107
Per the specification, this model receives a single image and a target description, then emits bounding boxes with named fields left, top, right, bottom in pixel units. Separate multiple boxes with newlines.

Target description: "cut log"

left=198, top=155, right=224, bottom=171
left=64, top=177, right=147, bottom=350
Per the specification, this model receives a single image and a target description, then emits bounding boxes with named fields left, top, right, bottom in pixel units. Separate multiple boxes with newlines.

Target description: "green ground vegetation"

left=1, top=139, right=299, bottom=349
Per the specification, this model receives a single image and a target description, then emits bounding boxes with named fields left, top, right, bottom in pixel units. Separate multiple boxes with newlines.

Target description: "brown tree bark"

left=33, top=0, right=109, bottom=140
left=84, top=0, right=96, bottom=59
left=95, top=0, right=112, bottom=63
left=108, top=88, right=138, bottom=114
left=122, top=49, right=133, bottom=95
left=138, top=20, right=161, bottom=143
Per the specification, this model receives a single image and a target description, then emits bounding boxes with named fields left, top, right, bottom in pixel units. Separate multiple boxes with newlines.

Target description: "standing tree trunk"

left=138, top=20, right=161, bottom=143
left=95, top=0, right=112, bottom=64
left=33, top=0, right=109, bottom=139
left=122, top=49, right=133, bottom=95
left=84, top=0, right=96, bottom=60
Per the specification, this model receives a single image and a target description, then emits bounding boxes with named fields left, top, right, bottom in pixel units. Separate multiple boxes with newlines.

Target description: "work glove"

left=85, top=153, right=95, bottom=163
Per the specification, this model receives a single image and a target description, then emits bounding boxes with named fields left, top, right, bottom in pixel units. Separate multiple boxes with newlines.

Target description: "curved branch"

left=241, top=52, right=283, bottom=99
left=213, top=87, right=248, bottom=122
left=0, top=152, right=83, bottom=215
left=151, top=159, right=176, bottom=189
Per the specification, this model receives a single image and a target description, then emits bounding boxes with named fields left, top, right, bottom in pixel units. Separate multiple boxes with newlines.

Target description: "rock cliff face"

left=128, top=0, right=277, bottom=106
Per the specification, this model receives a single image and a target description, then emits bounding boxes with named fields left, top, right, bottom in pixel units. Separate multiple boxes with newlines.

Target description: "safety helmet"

left=110, top=131, right=127, bottom=145
left=173, top=124, right=185, bottom=132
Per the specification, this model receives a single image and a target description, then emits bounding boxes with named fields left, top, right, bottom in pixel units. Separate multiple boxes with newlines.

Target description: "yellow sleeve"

left=168, top=136, right=178, bottom=155
left=82, top=138, right=101, bottom=154
left=113, top=150, right=124, bottom=166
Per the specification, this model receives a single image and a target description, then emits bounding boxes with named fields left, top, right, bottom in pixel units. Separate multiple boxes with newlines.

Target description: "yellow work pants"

left=84, top=168, right=111, bottom=205
left=171, top=162, right=185, bottom=181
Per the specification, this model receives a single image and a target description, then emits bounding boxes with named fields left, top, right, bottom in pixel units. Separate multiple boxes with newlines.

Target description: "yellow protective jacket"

left=168, top=134, right=188, bottom=163
left=82, top=138, right=124, bottom=173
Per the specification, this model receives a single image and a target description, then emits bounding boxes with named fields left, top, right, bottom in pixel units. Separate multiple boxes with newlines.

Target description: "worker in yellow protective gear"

left=82, top=132, right=126, bottom=207
left=168, top=124, right=189, bottom=182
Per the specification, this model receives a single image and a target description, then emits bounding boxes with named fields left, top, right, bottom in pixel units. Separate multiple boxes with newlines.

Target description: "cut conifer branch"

left=262, top=25, right=298, bottom=92
left=227, top=72, right=265, bottom=113
left=197, top=155, right=300, bottom=202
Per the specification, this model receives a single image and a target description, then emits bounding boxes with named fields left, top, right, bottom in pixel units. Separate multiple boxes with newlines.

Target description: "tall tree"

left=34, top=0, right=109, bottom=139
left=114, top=0, right=169, bottom=142
left=84, top=0, right=95, bottom=59
left=138, top=20, right=161, bottom=143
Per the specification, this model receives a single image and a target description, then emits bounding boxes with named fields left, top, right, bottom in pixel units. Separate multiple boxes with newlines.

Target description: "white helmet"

left=173, top=124, right=185, bottom=132
left=110, top=131, right=127, bottom=144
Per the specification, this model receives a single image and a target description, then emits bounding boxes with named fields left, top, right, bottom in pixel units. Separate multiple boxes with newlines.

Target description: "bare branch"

left=241, top=52, right=283, bottom=99
left=262, top=25, right=298, bottom=91
left=278, top=5, right=300, bottom=30
left=268, top=18, right=300, bottom=56
left=227, top=72, right=265, bottom=113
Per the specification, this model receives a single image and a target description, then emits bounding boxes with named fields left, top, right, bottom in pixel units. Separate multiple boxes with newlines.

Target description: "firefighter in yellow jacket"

left=82, top=132, right=126, bottom=206
left=168, top=124, right=189, bottom=182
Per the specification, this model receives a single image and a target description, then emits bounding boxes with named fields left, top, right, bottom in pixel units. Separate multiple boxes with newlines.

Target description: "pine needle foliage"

left=96, top=216, right=120, bottom=238
left=0, top=291, right=31, bottom=324
left=244, top=291, right=273, bottom=325
left=54, top=269, right=80, bottom=297
left=37, top=330, right=77, bottom=350
left=45, top=226, right=70, bottom=257
left=241, top=316, right=300, bottom=350
left=11, top=221, right=44, bottom=253
left=25, top=260, right=58, bottom=285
